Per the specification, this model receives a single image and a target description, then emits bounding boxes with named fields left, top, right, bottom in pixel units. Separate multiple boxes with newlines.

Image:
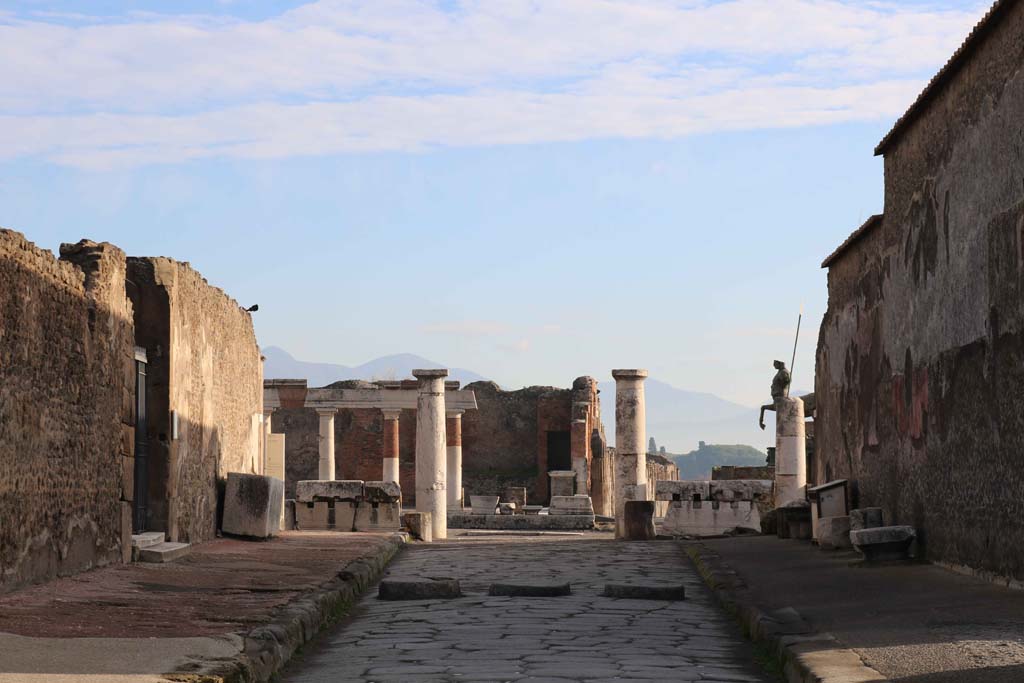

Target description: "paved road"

left=283, top=532, right=773, bottom=683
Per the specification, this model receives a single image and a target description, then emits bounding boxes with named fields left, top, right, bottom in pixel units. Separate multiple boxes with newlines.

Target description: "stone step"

left=130, top=532, right=166, bottom=549
left=137, top=542, right=191, bottom=563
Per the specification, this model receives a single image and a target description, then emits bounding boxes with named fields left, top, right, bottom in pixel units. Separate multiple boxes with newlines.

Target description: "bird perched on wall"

left=245, top=304, right=259, bottom=312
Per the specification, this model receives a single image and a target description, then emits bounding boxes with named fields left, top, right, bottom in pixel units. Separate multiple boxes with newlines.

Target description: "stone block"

left=603, top=584, right=686, bottom=601
left=284, top=499, right=296, bottom=531
left=817, top=515, right=853, bottom=550
left=470, top=495, right=500, bottom=515
left=354, top=502, right=402, bottom=531
left=850, top=507, right=885, bottom=531
left=379, top=577, right=461, bottom=600
left=498, top=502, right=517, bottom=515
left=401, top=511, right=432, bottom=542
left=448, top=513, right=594, bottom=530
left=363, top=481, right=402, bottom=504
left=222, top=473, right=285, bottom=539
left=709, top=480, right=773, bottom=502
left=655, top=480, right=709, bottom=502
left=502, top=487, right=527, bottom=507
left=489, top=582, right=571, bottom=597
left=850, top=525, right=916, bottom=562
left=138, top=542, right=191, bottom=563
left=549, top=471, right=576, bottom=497
left=295, top=500, right=349, bottom=530
left=549, top=495, right=594, bottom=516
left=523, top=505, right=543, bottom=515
left=660, top=500, right=762, bottom=537
left=296, top=480, right=364, bottom=503
left=622, top=500, right=656, bottom=540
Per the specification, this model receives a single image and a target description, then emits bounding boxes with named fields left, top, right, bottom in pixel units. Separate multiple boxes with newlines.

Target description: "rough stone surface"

left=817, top=515, right=853, bottom=550
left=850, top=507, right=885, bottom=531
left=851, top=525, right=916, bottom=562
left=661, top=500, right=762, bottom=537
left=816, top=0, right=1024, bottom=581
left=470, top=495, right=500, bottom=515
left=448, top=513, right=595, bottom=531
left=296, top=480, right=364, bottom=503
left=622, top=501, right=657, bottom=541
left=353, top=502, right=402, bottom=532
left=282, top=534, right=771, bottom=683
left=602, top=583, right=686, bottom=601
left=362, top=480, right=401, bottom=503
left=488, top=581, right=572, bottom=597
left=378, top=577, right=462, bottom=601
left=222, top=473, right=284, bottom=539
left=295, top=501, right=356, bottom=531
left=0, top=231, right=135, bottom=592
left=549, top=495, right=595, bottom=516
left=401, top=512, right=432, bottom=542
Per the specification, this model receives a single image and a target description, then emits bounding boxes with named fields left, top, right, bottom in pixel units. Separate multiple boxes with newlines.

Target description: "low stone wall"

left=0, top=230, right=135, bottom=592
left=446, top=513, right=596, bottom=531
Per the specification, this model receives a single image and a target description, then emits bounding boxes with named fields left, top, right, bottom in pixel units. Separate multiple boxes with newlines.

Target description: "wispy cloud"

left=0, top=0, right=989, bottom=168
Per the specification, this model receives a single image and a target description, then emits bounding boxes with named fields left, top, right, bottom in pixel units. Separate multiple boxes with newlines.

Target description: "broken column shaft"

left=414, top=369, right=448, bottom=540
left=612, top=369, right=648, bottom=539
left=316, top=408, right=336, bottom=481
left=382, top=409, right=401, bottom=485
left=775, top=396, right=807, bottom=507
left=446, top=409, right=464, bottom=510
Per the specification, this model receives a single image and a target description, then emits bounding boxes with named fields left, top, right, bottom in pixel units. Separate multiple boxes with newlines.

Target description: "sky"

left=0, top=0, right=993, bottom=406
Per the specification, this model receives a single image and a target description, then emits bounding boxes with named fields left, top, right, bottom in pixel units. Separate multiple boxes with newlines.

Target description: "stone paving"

left=284, top=532, right=774, bottom=683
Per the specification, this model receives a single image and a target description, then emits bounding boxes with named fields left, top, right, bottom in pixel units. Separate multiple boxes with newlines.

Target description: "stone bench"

left=850, top=525, right=916, bottom=562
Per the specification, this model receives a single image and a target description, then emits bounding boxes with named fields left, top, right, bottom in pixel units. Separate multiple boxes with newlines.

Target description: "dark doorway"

left=546, top=430, right=572, bottom=472
left=132, top=347, right=149, bottom=532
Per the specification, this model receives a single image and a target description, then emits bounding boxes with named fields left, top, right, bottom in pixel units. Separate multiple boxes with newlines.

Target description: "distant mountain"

left=599, top=379, right=773, bottom=454
left=262, top=347, right=487, bottom=387
left=671, top=443, right=768, bottom=480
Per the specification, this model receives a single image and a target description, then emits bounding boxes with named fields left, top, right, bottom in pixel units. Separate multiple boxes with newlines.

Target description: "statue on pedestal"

left=758, top=360, right=791, bottom=430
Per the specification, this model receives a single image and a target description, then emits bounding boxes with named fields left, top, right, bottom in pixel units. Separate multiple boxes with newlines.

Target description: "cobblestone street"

left=283, top=533, right=773, bottom=683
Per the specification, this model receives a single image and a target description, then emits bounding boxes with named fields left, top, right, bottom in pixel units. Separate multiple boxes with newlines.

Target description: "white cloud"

left=0, top=0, right=990, bottom=167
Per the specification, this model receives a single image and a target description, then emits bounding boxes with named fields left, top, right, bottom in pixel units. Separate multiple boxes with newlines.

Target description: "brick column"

left=382, top=409, right=401, bottom=485
left=446, top=409, right=465, bottom=509
left=316, top=408, right=336, bottom=481
left=414, top=369, right=448, bottom=540
left=612, top=369, right=648, bottom=539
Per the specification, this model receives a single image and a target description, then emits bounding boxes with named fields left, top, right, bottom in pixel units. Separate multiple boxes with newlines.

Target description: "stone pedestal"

left=622, top=500, right=657, bottom=541
left=223, top=473, right=284, bottom=538
left=612, top=369, right=649, bottom=539
left=316, top=408, right=336, bottom=481
left=414, top=369, right=448, bottom=540
left=446, top=409, right=464, bottom=509
left=382, top=409, right=401, bottom=485
left=774, top=397, right=807, bottom=507
left=549, top=471, right=576, bottom=498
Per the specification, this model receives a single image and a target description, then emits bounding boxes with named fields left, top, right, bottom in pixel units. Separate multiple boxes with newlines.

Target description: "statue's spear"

left=789, top=304, right=803, bottom=393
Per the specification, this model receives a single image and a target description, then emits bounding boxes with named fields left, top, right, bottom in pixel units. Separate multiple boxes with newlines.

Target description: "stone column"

left=570, top=415, right=589, bottom=495
left=446, top=409, right=465, bottom=510
left=262, top=408, right=275, bottom=474
left=414, top=369, right=448, bottom=540
left=775, top=397, right=807, bottom=507
left=316, top=408, right=336, bottom=481
left=382, top=409, right=401, bottom=486
left=612, top=369, right=648, bottom=539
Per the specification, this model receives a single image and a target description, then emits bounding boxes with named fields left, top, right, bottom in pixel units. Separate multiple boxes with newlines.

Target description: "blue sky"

left=0, top=0, right=992, bottom=406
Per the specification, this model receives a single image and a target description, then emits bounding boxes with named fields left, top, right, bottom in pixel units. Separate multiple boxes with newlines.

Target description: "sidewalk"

left=0, top=531, right=405, bottom=683
left=694, top=536, right=1024, bottom=682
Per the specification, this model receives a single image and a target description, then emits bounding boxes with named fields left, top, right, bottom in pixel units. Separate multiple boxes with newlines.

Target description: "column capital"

left=263, top=407, right=277, bottom=416
left=315, top=407, right=337, bottom=417
left=412, top=368, right=449, bottom=379
left=446, top=409, right=466, bottom=418
left=612, top=369, right=649, bottom=381
left=381, top=408, right=402, bottom=420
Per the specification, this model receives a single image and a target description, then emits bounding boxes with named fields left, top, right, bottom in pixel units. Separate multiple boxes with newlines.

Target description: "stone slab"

left=549, top=495, right=594, bottom=516
left=850, top=507, right=885, bottom=531
left=296, top=480, right=364, bottom=503
left=131, top=532, right=165, bottom=549
left=378, top=577, right=462, bottom=601
left=222, top=473, right=284, bottom=539
left=488, top=581, right=572, bottom=597
left=138, top=542, right=191, bottom=563
left=817, top=515, right=853, bottom=550
left=363, top=481, right=402, bottom=504
left=295, top=500, right=356, bottom=531
left=660, top=500, right=762, bottom=537
left=850, top=525, right=916, bottom=562
left=401, top=511, right=432, bottom=542
left=602, top=583, right=686, bottom=601
left=470, top=495, right=500, bottom=515
left=354, top=502, right=402, bottom=532
left=448, top=513, right=595, bottom=531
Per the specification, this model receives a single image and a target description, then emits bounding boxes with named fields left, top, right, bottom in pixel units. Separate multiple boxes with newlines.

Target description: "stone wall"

left=0, top=230, right=135, bottom=592
left=128, top=258, right=262, bottom=544
left=816, top=0, right=1024, bottom=579
left=599, top=448, right=680, bottom=519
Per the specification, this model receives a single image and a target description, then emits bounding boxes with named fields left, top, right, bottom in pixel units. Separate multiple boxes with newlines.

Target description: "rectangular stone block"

left=817, top=515, right=852, bottom=550
left=502, top=487, right=527, bottom=507
left=549, top=495, right=594, bottom=516
left=296, top=480, right=364, bottom=503
left=656, top=480, right=709, bottom=501
left=660, top=500, right=762, bottom=537
left=354, top=501, right=402, bottom=531
left=222, top=473, right=285, bottom=539
left=549, top=471, right=576, bottom=497
left=363, top=481, right=402, bottom=504
left=402, top=511, right=432, bottom=542
left=295, top=501, right=330, bottom=530
left=709, top=480, right=773, bottom=502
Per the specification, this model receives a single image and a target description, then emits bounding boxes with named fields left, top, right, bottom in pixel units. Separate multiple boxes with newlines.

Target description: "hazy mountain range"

left=263, top=347, right=785, bottom=452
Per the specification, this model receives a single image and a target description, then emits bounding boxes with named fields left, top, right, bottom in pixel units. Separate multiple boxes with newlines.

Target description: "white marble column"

left=446, top=409, right=465, bottom=510
left=262, top=408, right=275, bottom=475
left=612, top=369, right=648, bottom=539
left=775, top=396, right=807, bottom=507
left=316, top=408, right=336, bottom=481
left=382, top=409, right=401, bottom=486
left=414, top=369, right=448, bottom=540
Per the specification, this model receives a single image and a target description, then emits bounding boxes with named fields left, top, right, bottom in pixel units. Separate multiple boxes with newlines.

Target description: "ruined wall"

left=128, top=258, right=262, bottom=544
left=647, top=453, right=680, bottom=517
left=816, top=0, right=1024, bottom=579
left=0, top=230, right=135, bottom=591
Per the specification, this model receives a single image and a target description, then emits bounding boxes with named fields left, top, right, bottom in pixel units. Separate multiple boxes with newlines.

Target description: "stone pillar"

left=570, top=417, right=589, bottom=495
left=612, top=369, right=648, bottom=539
left=446, top=409, right=465, bottom=510
left=382, top=409, right=401, bottom=486
left=775, top=397, right=807, bottom=507
left=316, top=408, right=336, bottom=481
left=414, top=369, right=448, bottom=540
left=262, top=408, right=275, bottom=474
